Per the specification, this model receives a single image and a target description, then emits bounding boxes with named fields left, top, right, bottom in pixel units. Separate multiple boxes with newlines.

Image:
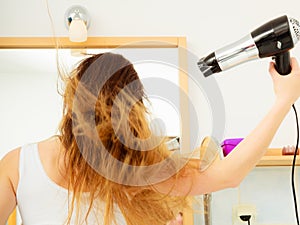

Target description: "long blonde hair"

left=59, top=52, right=193, bottom=225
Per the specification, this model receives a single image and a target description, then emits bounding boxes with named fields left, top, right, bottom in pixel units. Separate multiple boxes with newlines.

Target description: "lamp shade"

left=68, top=18, right=87, bottom=42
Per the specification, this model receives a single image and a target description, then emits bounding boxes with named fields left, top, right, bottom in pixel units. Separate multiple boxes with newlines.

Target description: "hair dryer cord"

left=292, top=104, right=300, bottom=225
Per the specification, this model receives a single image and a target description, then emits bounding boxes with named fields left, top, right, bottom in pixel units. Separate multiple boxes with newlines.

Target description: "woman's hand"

left=269, top=58, right=300, bottom=106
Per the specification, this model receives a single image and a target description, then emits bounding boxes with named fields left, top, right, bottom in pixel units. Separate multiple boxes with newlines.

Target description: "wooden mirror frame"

left=0, top=36, right=193, bottom=225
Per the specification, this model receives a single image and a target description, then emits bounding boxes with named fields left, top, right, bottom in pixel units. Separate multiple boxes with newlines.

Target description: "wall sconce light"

left=65, top=5, right=90, bottom=42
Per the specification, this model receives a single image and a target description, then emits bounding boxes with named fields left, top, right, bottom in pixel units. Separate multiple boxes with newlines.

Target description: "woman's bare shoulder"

left=0, top=135, right=59, bottom=174
left=0, top=147, right=21, bottom=193
left=0, top=148, right=21, bottom=172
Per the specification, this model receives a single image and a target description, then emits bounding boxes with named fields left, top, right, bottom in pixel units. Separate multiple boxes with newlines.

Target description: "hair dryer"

left=198, top=15, right=300, bottom=76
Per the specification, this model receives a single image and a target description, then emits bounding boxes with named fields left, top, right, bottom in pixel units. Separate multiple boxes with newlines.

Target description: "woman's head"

left=59, top=52, right=189, bottom=225
left=73, top=52, right=146, bottom=108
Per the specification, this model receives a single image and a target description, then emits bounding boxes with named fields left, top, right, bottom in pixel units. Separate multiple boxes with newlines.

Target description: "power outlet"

left=232, top=204, right=256, bottom=225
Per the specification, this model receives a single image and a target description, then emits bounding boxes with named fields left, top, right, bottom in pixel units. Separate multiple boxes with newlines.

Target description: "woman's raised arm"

left=153, top=58, right=300, bottom=196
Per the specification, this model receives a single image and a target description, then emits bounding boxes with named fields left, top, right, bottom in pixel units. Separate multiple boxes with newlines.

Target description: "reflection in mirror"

left=0, top=48, right=180, bottom=158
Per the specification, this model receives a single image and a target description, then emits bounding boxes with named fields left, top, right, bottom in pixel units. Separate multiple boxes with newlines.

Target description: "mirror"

left=0, top=37, right=190, bottom=157
left=0, top=47, right=181, bottom=154
left=0, top=37, right=192, bottom=225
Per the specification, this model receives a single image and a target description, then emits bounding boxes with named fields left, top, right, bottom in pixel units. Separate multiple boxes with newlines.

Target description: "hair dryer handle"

left=274, top=51, right=291, bottom=75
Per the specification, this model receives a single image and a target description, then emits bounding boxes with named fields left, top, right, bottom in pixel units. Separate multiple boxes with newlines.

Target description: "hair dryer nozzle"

left=197, top=52, right=222, bottom=77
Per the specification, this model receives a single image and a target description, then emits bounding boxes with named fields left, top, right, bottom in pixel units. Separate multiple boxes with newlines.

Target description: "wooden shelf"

left=257, top=148, right=300, bottom=167
left=0, top=37, right=181, bottom=49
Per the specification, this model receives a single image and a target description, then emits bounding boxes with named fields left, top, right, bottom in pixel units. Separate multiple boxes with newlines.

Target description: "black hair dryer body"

left=198, top=15, right=300, bottom=76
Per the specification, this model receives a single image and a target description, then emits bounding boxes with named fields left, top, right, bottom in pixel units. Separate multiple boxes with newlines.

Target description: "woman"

left=1, top=52, right=300, bottom=225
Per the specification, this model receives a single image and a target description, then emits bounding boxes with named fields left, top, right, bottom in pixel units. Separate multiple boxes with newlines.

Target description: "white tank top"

left=16, top=143, right=127, bottom=225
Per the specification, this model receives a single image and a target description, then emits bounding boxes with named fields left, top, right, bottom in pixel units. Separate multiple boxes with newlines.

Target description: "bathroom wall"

left=1, top=0, right=300, bottom=224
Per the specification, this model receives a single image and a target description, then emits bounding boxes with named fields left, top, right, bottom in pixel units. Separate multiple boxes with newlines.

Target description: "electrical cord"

left=291, top=104, right=300, bottom=225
